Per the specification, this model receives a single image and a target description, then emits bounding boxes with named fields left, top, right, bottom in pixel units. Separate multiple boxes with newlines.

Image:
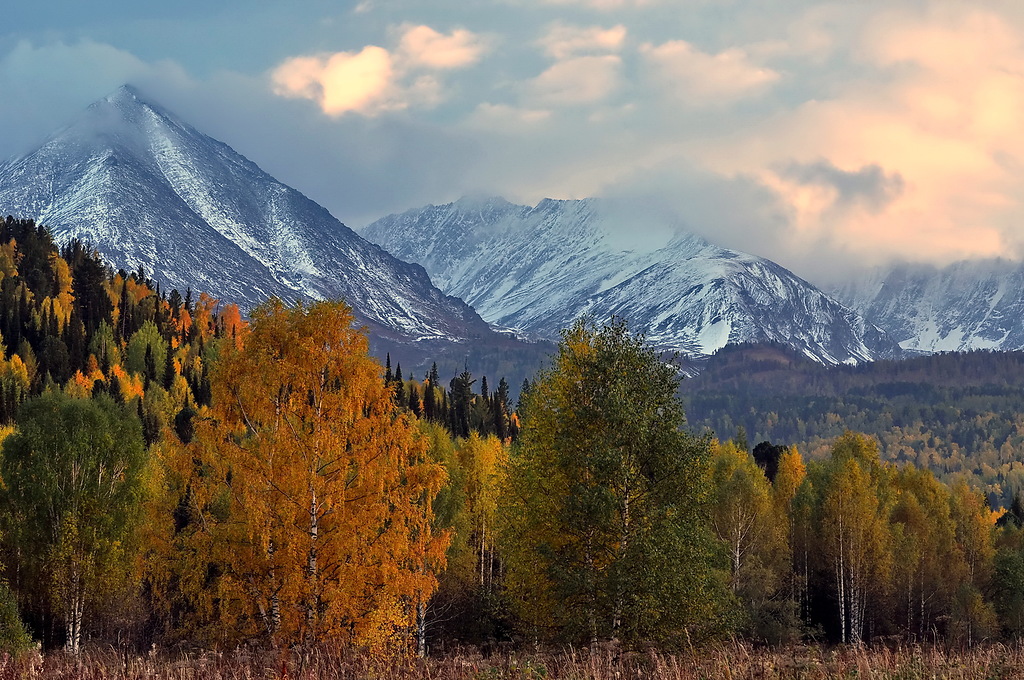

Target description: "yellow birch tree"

left=180, top=299, right=449, bottom=649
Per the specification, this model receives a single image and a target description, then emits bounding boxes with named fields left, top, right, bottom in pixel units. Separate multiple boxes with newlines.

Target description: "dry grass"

left=3, top=640, right=1024, bottom=679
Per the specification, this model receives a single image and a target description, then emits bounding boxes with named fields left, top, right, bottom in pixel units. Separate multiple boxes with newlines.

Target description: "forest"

left=680, top=343, right=1024, bottom=507
left=2, top=217, right=1024, bottom=677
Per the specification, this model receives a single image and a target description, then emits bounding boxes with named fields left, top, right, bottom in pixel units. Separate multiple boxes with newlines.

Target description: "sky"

left=2, top=0, right=1023, bottom=283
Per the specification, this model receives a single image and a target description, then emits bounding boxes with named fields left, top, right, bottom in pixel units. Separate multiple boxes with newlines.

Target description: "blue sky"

left=3, top=1, right=1024, bottom=282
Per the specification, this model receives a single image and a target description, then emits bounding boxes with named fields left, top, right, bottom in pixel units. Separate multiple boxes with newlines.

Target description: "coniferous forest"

left=5, top=217, right=1024, bottom=677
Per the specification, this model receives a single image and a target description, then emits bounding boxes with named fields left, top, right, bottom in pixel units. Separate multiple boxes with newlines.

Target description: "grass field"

left=5, top=642, right=1024, bottom=679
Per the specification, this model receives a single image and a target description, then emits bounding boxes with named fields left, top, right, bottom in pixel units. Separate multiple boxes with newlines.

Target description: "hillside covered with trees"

left=681, top=343, right=1024, bottom=506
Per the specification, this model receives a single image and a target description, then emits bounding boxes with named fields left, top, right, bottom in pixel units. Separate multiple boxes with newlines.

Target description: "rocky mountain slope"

left=363, top=196, right=898, bottom=364
left=831, top=259, right=1024, bottom=354
left=0, top=85, right=519, bottom=366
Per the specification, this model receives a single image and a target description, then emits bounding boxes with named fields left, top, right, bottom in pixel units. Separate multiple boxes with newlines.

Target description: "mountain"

left=0, top=85, right=541, bottom=376
left=831, top=259, right=1024, bottom=354
left=362, top=196, right=898, bottom=365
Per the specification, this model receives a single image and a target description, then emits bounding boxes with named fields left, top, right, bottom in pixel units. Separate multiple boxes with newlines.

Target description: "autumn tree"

left=890, top=466, right=963, bottom=638
left=500, top=318, right=721, bottom=646
left=175, top=299, right=449, bottom=649
left=709, top=439, right=796, bottom=641
left=815, top=432, right=893, bottom=644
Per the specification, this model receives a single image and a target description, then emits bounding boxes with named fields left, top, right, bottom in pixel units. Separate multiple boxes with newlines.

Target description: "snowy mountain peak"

left=0, top=85, right=500, bottom=351
left=363, top=197, right=898, bottom=365
left=832, top=258, right=1024, bottom=354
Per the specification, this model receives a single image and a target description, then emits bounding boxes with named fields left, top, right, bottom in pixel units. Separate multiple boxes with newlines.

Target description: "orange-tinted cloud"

left=271, top=25, right=486, bottom=117
left=640, top=40, right=780, bottom=104
left=397, top=25, right=488, bottom=69
left=272, top=46, right=397, bottom=116
left=691, top=6, right=1024, bottom=267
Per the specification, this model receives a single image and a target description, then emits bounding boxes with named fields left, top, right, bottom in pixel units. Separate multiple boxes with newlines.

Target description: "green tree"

left=0, top=580, right=31, bottom=656
left=0, top=392, right=147, bottom=653
left=499, top=318, right=721, bottom=646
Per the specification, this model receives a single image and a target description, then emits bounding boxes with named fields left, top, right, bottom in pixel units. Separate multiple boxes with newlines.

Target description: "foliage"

left=681, top=343, right=1024, bottom=505
left=0, top=580, right=31, bottom=657
left=0, top=392, right=148, bottom=653
left=500, top=318, right=722, bottom=646
left=163, top=299, right=449, bottom=649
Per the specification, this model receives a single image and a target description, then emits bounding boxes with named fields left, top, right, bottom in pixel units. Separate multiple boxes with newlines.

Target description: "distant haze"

left=4, top=2, right=1024, bottom=285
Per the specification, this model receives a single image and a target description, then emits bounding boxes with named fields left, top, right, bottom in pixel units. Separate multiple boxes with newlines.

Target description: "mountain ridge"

left=830, top=258, right=1024, bottom=354
left=0, top=85, right=512, bottom=353
left=363, top=196, right=899, bottom=365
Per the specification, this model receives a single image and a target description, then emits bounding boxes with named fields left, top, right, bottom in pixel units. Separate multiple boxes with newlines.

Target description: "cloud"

left=397, top=25, right=488, bottom=69
left=640, top=40, right=780, bottom=104
left=537, top=22, right=627, bottom=59
left=780, top=160, right=904, bottom=213
left=528, top=55, right=622, bottom=106
left=270, top=24, right=487, bottom=117
left=538, top=0, right=663, bottom=8
left=272, top=47, right=399, bottom=116
left=468, top=103, right=552, bottom=131
left=0, top=40, right=190, bottom=159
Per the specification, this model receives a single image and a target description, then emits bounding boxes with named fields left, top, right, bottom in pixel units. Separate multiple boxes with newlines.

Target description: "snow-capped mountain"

left=831, top=259, right=1024, bottom=353
left=362, top=196, right=898, bottom=364
left=0, top=85, right=498, bottom=350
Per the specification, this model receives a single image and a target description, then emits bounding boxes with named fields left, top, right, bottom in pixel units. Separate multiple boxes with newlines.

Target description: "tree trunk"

left=307, top=488, right=319, bottom=640
left=65, top=565, right=83, bottom=655
left=417, top=601, right=427, bottom=658
left=836, top=515, right=847, bottom=644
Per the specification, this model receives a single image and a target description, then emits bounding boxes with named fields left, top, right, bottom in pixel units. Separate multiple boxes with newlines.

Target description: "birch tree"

left=499, top=318, right=720, bottom=646
left=0, top=392, right=147, bottom=654
left=182, top=299, right=449, bottom=649
left=817, top=432, right=893, bottom=645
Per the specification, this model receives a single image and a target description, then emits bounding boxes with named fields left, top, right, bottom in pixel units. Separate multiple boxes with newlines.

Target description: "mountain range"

left=0, top=85, right=546, bottom=381
left=362, top=196, right=898, bottom=365
left=1, top=85, right=1021, bottom=375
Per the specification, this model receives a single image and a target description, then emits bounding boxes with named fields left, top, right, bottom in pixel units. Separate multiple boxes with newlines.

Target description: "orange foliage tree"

left=183, top=299, right=448, bottom=649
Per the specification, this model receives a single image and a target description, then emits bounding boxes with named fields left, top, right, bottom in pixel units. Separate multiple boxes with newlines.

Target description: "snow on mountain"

left=362, top=196, right=898, bottom=364
left=831, top=259, right=1024, bottom=353
left=0, top=85, right=499, bottom=350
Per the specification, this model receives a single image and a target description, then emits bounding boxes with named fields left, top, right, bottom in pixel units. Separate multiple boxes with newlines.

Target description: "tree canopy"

left=500, top=318, right=723, bottom=645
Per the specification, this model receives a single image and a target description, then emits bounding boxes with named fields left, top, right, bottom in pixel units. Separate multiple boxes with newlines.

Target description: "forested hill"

left=0, top=215, right=519, bottom=442
left=680, top=343, right=1024, bottom=504
left=0, top=215, right=241, bottom=436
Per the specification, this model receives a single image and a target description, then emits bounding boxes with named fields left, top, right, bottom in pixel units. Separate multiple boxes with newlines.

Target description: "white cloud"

left=537, top=22, right=627, bottom=59
left=528, top=54, right=622, bottom=106
left=397, top=25, right=488, bottom=69
left=640, top=40, right=780, bottom=104
left=270, top=24, right=488, bottom=117
left=0, top=40, right=191, bottom=158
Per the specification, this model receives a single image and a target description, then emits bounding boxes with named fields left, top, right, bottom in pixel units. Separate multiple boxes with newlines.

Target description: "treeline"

left=4, top=218, right=1024, bottom=656
left=681, top=343, right=1024, bottom=507
left=385, top=358, right=518, bottom=441
left=0, top=218, right=520, bottom=654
